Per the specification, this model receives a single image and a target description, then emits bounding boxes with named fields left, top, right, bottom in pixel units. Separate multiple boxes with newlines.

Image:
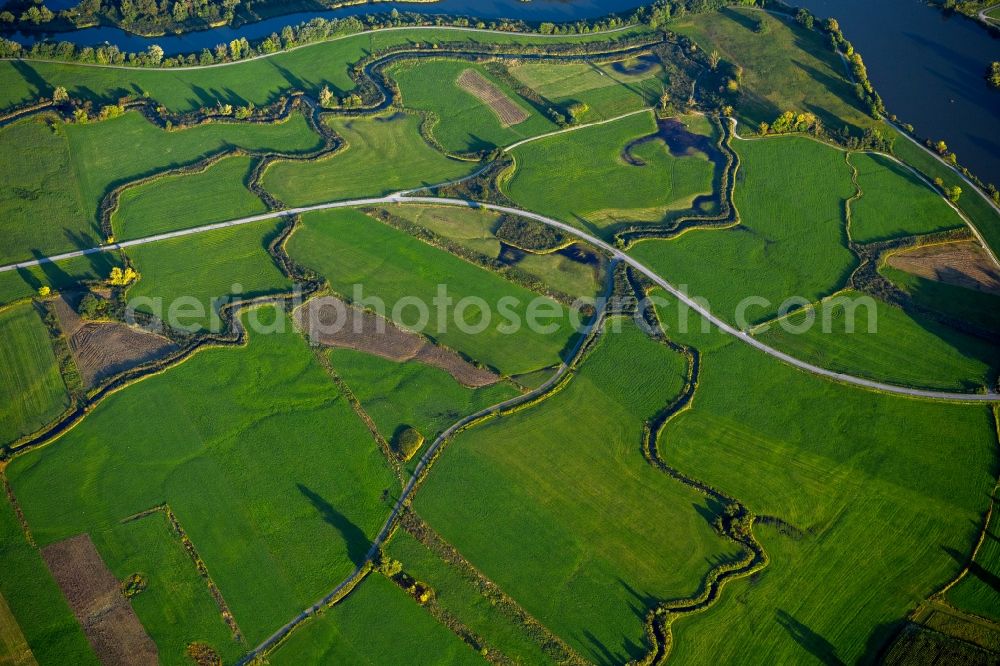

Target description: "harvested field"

left=887, top=241, right=1000, bottom=296
left=53, top=296, right=178, bottom=389
left=295, top=296, right=499, bottom=388
left=456, top=69, right=529, bottom=127
left=41, top=534, right=157, bottom=666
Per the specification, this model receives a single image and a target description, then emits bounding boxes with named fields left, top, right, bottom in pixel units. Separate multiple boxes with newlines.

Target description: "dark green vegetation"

left=269, top=573, right=480, bottom=665
left=631, top=135, right=856, bottom=324
left=5, top=307, right=397, bottom=646
left=0, top=253, right=121, bottom=307
left=947, top=502, right=1000, bottom=622
left=416, top=320, right=741, bottom=663
left=505, top=111, right=717, bottom=235
left=0, top=303, right=69, bottom=446
left=882, top=262, right=1000, bottom=335
left=111, top=154, right=267, bottom=240
left=287, top=209, right=577, bottom=375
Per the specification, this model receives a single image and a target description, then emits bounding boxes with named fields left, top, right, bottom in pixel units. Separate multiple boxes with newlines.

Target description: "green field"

left=672, top=7, right=876, bottom=133
left=5, top=306, right=397, bottom=646
left=112, top=154, right=267, bottom=240
left=881, top=263, right=1000, bottom=334
left=0, top=492, right=95, bottom=665
left=0, top=303, right=69, bottom=447
left=262, top=113, right=473, bottom=206
left=505, top=111, right=717, bottom=235
left=416, top=320, right=741, bottom=663
left=126, top=219, right=293, bottom=332
left=0, top=26, right=653, bottom=114
left=630, top=135, right=856, bottom=324
left=390, top=59, right=556, bottom=154
left=946, top=495, right=1000, bottom=622
left=653, top=302, right=997, bottom=664
left=269, top=573, right=481, bottom=665
left=755, top=290, right=1000, bottom=392
left=849, top=152, right=965, bottom=242
left=386, top=529, right=553, bottom=665
left=0, top=253, right=121, bottom=307
left=286, top=209, right=578, bottom=375
left=328, top=348, right=519, bottom=475
left=384, top=204, right=603, bottom=299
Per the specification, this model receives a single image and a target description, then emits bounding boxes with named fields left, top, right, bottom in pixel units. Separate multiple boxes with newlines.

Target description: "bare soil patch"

left=456, top=69, right=529, bottom=127
left=887, top=241, right=1000, bottom=296
left=41, top=534, right=157, bottom=666
left=53, top=294, right=178, bottom=389
left=296, top=296, right=499, bottom=387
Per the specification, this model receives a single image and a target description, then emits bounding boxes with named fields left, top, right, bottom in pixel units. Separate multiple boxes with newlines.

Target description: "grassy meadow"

left=881, top=263, right=1000, bottom=335
left=630, top=135, right=856, bottom=324
left=849, top=152, right=965, bottom=243
left=112, top=154, right=267, bottom=240
left=262, top=113, right=472, bottom=205
left=269, top=574, right=481, bottom=665
left=5, top=306, right=397, bottom=646
left=416, top=320, right=742, bottom=663
left=0, top=253, right=121, bottom=307
left=946, top=492, right=1000, bottom=623
left=126, top=219, right=293, bottom=332
left=287, top=209, right=578, bottom=376
left=0, top=303, right=69, bottom=447
left=653, top=301, right=997, bottom=664
left=505, top=111, right=716, bottom=236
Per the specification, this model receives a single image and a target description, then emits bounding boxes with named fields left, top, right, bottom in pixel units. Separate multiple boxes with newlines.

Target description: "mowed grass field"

left=126, top=219, right=293, bottom=332
left=505, top=111, right=717, bottom=236
left=390, top=60, right=555, bottom=154
left=415, top=320, right=742, bottom=663
left=112, top=154, right=267, bottom=240
left=653, top=302, right=997, bottom=664
left=6, top=306, right=397, bottom=646
left=0, top=26, right=653, bottom=114
left=849, top=152, right=965, bottom=243
left=0, top=303, right=69, bottom=447
left=287, top=209, right=578, bottom=376
left=630, top=135, right=856, bottom=324
left=754, top=290, right=1000, bottom=392
left=328, top=348, right=520, bottom=475
left=386, top=529, right=553, bottom=665
left=262, top=113, right=473, bottom=206
left=269, top=574, right=481, bottom=665
left=672, top=7, right=875, bottom=133
left=0, top=493, right=96, bottom=665
left=946, top=492, right=1000, bottom=622
left=0, top=253, right=121, bottom=307
left=881, top=263, right=1000, bottom=335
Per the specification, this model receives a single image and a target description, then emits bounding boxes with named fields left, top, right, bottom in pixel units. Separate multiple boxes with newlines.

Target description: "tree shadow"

left=30, top=248, right=72, bottom=290
left=297, top=483, right=369, bottom=567
left=943, top=545, right=1000, bottom=595
left=11, top=60, right=48, bottom=99
left=775, top=609, right=844, bottom=665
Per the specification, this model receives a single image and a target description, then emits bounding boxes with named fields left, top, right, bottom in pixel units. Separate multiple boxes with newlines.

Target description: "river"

left=795, top=0, right=1000, bottom=186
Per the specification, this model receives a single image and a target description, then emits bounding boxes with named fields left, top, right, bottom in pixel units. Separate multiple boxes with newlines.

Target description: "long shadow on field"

left=944, top=545, right=1000, bottom=595
left=775, top=609, right=843, bottom=665
left=297, top=483, right=369, bottom=567
left=30, top=248, right=72, bottom=290
left=11, top=60, right=47, bottom=100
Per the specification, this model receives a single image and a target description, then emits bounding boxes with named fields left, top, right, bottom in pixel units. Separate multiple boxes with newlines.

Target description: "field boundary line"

left=504, top=107, right=651, bottom=151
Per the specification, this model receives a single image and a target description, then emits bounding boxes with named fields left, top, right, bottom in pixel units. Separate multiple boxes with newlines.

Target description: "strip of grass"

left=262, top=113, right=471, bottom=206
left=754, top=290, right=1000, bottom=392
left=0, top=492, right=96, bottom=665
left=327, top=348, right=520, bottom=476
left=849, top=152, right=965, bottom=242
left=6, top=306, right=397, bottom=645
left=946, top=494, right=1000, bottom=623
left=386, top=529, right=553, bottom=665
left=889, top=127, right=1000, bottom=259
left=0, top=302, right=69, bottom=447
left=505, top=111, right=716, bottom=236
left=93, top=511, right=242, bottom=665
left=630, top=135, right=856, bottom=324
left=653, top=300, right=997, bottom=664
left=0, top=26, right=653, bottom=114
left=672, top=7, right=875, bottom=133
left=0, top=118, right=89, bottom=266
left=881, top=264, right=1000, bottom=334
left=390, top=59, right=556, bottom=154
left=269, top=574, right=481, bottom=665
left=0, top=254, right=122, bottom=307
left=0, top=591, right=32, bottom=666
left=126, top=219, right=293, bottom=333
left=112, top=154, right=267, bottom=241
left=287, top=209, right=577, bottom=375
left=415, top=320, right=741, bottom=664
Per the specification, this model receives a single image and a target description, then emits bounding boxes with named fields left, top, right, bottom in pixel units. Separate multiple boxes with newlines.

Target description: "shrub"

left=121, top=573, right=147, bottom=598
left=393, top=426, right=425, bottom=462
